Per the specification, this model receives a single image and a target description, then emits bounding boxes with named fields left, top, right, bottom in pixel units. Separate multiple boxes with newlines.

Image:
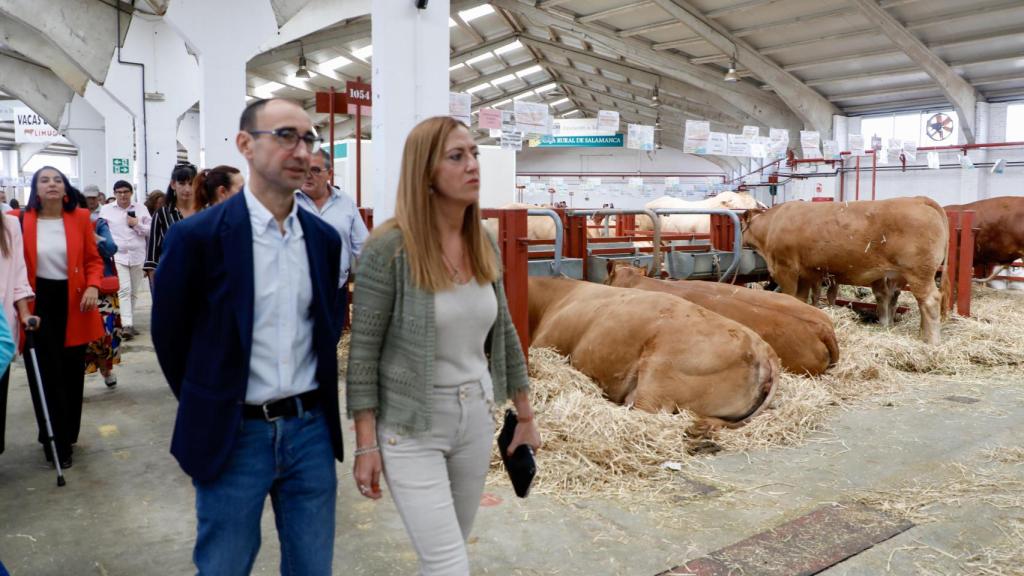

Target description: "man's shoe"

left=104, top=373, right=117, bottom=388
left=121, top=328, right=134, bottom=341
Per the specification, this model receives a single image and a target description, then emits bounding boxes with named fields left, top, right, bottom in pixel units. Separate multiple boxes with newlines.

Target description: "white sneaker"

left=104, top=373, right=118, bottom=388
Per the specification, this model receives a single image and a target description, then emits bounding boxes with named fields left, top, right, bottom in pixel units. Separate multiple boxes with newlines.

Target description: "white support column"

left=962, top=101, right=990, bottom=202
left=165, top=0, right=277, bottom=171
left=177, top=110, right=201, bottom=166
left=84, top=83, right=137, bottom=197
left=832, top=115, right=849, bottom=152
left=100, top=17, right=200, bottom=195
left=62, top=94, right=107, bottom=190
left=371, top=0, right=450, bottom=222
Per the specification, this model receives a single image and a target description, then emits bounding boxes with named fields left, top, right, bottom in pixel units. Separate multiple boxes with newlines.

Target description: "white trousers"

left=115, top=263, right=145, bottom=328
left=379, top=382, right=494, bottom=576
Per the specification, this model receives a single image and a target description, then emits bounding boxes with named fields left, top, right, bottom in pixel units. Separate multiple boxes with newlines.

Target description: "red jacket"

left=15, top=208, right=104, bottom=348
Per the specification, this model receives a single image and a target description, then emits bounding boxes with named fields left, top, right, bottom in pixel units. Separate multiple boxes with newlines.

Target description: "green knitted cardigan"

left=345, top=226, right=529, bottom=435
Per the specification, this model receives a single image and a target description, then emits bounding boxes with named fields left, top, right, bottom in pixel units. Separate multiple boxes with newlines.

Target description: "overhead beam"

left=451, top=60, right=540, bottom=92
left=249, top=19, right=371, bottom=69
left=0, top=54, right=75, bottom=128
left=650, top=0, right=837, bottom=135
left=521, top=33, right=764, bottom=127
left=0, top=19, right=90, bottom=94
left=143, top=0, right=169, bottom=15
left=848, top=0, right=981, bottom=143
left=493, top=0, right=801, bottom=133
left=578, top=1, right=654, bottom=24
left=270, top=0, right=315, bottom=27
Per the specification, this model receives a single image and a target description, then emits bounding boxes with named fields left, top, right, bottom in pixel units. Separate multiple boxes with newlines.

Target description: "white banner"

left=448, top=93, right=471, bottom=127
left=707, top=132, right=728, bottom=155
left=13, top=107, right=62, bottom=143
left=626, top=124, right=655, bottom=151
left=683, top=120, right=711, bottom=154
left=514, top=101, right=550, bottom=136
left=597, top=110, right=619, bottom=134
left=848, top=134, right=866, bottom=156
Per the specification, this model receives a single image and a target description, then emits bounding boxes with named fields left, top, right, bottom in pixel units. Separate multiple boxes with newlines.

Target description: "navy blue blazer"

left=152, top=191, right=344, bottom=482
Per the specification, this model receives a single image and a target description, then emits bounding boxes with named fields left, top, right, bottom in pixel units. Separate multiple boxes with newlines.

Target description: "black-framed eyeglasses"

left=247, top=128, right=323, bottom=153
left=308, top=167, right=326, bottom=175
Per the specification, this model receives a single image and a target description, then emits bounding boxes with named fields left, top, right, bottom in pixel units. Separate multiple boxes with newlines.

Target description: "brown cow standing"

left=605, top=264, right=839, bottom=375
left=945, top=196, right=1024, bottom=278
left=529, top=277, right=779, bottom=429
left=740, top=197, right=951, bottom=344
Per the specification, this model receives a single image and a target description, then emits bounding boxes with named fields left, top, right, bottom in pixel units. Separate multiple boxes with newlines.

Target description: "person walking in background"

left=82, top=185, right=104, bottom=219
left=0, top=209, right=34, bottom=454
left=99, top=181, right=150, bottom=339
left=13, top=167, right=104, bottom=469
left=0, top=190, right=10, bottom=213
left=194, top=165, right=244, bottom=207
left=145, top=163, right=197, bottom=279
left=347, top=116, right=542, bottom=575
left=297, top=149, right=368, bottom=330
left=83, top=195, right=122, bottom=389
left=144, top=190, right=165, bottom=216
left=0, top=307, right=13, bottom=382
left=152, top=98, right=343, bottom=575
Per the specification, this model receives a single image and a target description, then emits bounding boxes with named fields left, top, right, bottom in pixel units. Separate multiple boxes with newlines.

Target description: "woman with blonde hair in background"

left=347, top=116, right=541, bottom=575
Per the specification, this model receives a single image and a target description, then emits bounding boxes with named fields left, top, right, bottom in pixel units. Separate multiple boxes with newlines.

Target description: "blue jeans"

left=193, top=408, right=337, bottom=576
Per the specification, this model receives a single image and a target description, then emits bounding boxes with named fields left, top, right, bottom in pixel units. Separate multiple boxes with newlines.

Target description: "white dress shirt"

left=296, top=186, right=368, bottom=287
left=99, top=202, right=152, bottom=266
left=243, top=186, right=317, bottom=405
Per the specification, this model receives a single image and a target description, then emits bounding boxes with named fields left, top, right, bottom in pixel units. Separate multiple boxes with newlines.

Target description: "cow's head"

left=605, top=261, right=650, bottom=286
left=738, top=208, right=768, bottom=247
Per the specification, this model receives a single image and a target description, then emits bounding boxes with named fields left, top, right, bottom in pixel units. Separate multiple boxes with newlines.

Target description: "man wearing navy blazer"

left=153, top=98, right=343, bottom=576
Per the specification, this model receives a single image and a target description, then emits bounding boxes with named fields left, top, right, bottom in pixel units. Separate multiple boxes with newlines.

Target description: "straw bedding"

left=485, top=286, right=1024, bottom=497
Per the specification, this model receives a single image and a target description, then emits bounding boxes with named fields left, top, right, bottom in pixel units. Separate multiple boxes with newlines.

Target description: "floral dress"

left=84, top=218, right=122, bottom=373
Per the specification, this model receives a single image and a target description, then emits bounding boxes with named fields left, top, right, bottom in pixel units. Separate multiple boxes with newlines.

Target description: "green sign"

left=112, top=158, right=130, bottom=174
left=535, top=134, right=624, bottom=148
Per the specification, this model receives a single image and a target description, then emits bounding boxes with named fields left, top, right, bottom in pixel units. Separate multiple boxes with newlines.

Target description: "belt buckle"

left=261, top=401, right=283, bottom=422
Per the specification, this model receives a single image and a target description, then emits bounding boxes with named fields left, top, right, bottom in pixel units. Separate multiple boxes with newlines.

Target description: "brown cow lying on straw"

left=605, top=263, right=839, bottom=376
left=528, top=276, right=779, bottom=428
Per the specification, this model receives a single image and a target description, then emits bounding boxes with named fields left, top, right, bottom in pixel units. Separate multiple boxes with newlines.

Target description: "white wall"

left=515, top=145, right=726, bottom=209
left=334, top=139, right=516, bottom=211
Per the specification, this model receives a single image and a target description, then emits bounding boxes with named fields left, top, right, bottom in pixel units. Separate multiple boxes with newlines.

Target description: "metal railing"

left=526, top=209, right=564, bottom=276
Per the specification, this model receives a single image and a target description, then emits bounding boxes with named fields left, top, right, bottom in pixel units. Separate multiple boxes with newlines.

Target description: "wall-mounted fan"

left=926, top=113, right=954, bottom=141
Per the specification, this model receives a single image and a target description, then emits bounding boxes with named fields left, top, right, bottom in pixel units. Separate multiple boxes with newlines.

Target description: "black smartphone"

left=127, top=210, right=136, bottom=218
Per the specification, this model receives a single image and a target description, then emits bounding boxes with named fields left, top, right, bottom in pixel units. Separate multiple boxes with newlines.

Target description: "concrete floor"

left=1, top=292, right=1022, bottom=575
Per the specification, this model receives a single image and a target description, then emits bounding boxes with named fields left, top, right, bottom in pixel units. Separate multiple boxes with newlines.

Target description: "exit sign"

left=112, top=158, right=130, bottom=174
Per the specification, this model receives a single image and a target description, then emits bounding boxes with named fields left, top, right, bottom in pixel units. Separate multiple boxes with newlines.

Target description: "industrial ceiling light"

left=723, top=60, right=740, bottom=83
left=295, top=43, right=311, bottom=79
left=652, top=85, right=660, bottom=105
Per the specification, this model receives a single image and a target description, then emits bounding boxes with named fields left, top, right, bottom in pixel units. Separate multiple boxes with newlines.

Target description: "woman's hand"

left=21, top=314, right=41, bottom=331
left=353, top=450, right=383, bottom=500
left=81, top=287, right=99, bottom=311
left=507, top=418, right=542, bottom=456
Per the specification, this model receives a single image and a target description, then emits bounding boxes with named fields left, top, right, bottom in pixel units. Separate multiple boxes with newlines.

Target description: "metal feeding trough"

left=586, top=254, right=655, bottom=283
left=664, top=248, right=768, bottom=280
left=525, top=209, right=584, bottom=279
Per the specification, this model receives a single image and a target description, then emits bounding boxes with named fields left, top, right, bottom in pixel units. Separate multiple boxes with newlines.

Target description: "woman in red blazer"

left=16, top=166, right=103, bottom=468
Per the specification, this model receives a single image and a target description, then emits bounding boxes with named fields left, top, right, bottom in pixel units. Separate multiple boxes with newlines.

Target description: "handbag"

left=98, top=274, right=119, bottom=295
left=496, top=409, right=537, bottom=498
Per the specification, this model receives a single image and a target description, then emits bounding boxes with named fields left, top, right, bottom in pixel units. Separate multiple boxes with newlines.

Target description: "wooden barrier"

left=358, top=207, right=373, bottom=230
left=945, top=210, right=975, bottom=317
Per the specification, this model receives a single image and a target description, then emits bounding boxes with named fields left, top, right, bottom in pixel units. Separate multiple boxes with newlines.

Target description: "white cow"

left=636, top=192, right=763, bottom=234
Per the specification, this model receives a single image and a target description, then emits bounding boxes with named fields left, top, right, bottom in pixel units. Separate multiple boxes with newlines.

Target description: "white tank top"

left=433, top=279, right=498, bottom=390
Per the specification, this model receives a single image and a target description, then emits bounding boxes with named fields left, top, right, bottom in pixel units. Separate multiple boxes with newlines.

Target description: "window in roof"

left=253, top=81, right=285, bottom=99
left=534, top=83, right=557, bottom=93
left=1006, top=103, right=1024, bottom=141
left=490, top=74, right=517, bottom=86
left=458, top=4, right=495, bottom=22
left=449, top=62, right=466, bottom=72
left=465, top=53, right=493, bottom=66
left=550, top=97, right=570, bottom=106
left=494, top=41, right=523, bottom=56
left=449, top=17, right=457, bottom=27
left=352, top=45, right=373, bottom=60
left=513, top=91, right=535, bottom=100
left=516, top=65, right=544, bottom=77
left=493, top=99, right=512, bottom=107
left=466, top=83, right=491, bottom=94
left=321, top=56, right=352, bottom=70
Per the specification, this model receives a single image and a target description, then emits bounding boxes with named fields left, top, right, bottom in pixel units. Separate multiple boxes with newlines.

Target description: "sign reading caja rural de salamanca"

left=13, top=107, right=62, bottom=143
left=536, top=134, right=624, bottom=148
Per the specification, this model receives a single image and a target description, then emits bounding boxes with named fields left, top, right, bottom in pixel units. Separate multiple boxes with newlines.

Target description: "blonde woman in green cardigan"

left=347, top=116, right=541, bottom=575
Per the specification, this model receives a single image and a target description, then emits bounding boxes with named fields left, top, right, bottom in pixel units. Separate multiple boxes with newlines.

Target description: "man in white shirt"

left=296, top=149, right=368, bottom=330
left=98, top=181, right=152, bottom=337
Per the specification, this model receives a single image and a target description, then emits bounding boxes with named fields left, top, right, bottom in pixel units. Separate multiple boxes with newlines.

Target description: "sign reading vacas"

left=13, top=107, right=62, bottom=143
left=536, top=134, right=624, bottom=148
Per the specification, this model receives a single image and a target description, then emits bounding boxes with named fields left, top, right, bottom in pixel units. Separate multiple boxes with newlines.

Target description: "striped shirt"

left=145, top=205, right=184, bottom=272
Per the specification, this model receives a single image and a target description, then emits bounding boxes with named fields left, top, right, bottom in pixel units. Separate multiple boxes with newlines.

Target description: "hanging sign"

left=800, top=130, right=821, bottom=159
left=478, top=108, right=502, bottom=130
left=848, top=134, right=866, bottom=156
left=449, top=92, right=471, bottom=126
left=626, top=124, right=655, bottom=150
left=514, top=101, right=550, bottom=135
left=683, top=120, right=711, bottom=154
left=535, top=134, right=623, bottom=148
left=597, top=110, right=619, bottom=134
left=345, top=81, right=372, bottom=116
left=707, top=132, right=728, bottom=155
left=13, top=107, right=61, bottom=143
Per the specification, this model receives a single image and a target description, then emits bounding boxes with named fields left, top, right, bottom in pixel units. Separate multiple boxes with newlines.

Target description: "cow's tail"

left=823, top=327, right=840, bottom=367
left=934, top=201, right=952, bottom=321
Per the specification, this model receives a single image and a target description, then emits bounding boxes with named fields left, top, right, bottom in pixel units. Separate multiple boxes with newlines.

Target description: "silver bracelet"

left=354, top=445, right=380, bottom=456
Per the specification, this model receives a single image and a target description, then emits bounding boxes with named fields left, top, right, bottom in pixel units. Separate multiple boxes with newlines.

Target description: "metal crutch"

left=24, top=318, right=65, bottom=487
